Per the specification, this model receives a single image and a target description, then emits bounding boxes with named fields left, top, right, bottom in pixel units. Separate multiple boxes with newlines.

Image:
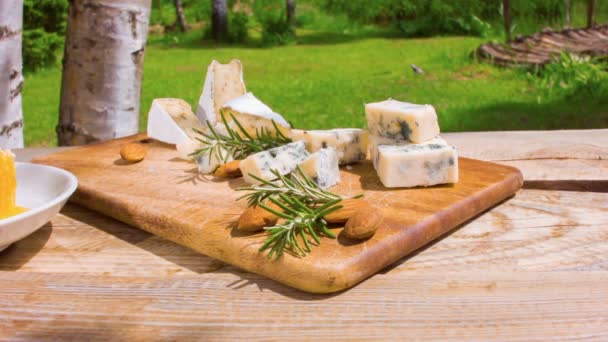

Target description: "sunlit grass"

left=22, top=30, right=607, bottom=147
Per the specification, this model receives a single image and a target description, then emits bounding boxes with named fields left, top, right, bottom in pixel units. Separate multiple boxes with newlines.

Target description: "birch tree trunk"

left=57, top=0, right=151, bottom=146
left=211, top=0, right=228, bottom=42
left=286, top=0, right=296, bottom=33
left=503, top=0, right=512, bottom=43
left=0, top=1, right=24, bottom=148
left=564, top=0, right=571, bottom=28
left=174, top=0, right=189, bottom=32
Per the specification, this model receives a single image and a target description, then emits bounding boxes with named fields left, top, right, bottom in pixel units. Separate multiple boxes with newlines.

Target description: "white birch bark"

left=58, top=0, right=151, bottom=146
left=0, top=1, right=24, bottom=148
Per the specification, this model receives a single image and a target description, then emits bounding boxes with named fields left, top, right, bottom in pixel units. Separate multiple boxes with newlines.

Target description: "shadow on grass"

left=148, top=28, right=401, bottom=50
left=442, top=97, right=608, bottom=132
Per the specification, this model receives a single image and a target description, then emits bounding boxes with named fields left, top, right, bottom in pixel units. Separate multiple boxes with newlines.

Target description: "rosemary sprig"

left=190, top=111, right=291, bottom=162
left=237, top=167, right=363, bottom=259
left=237, top=167, right=343, bottom=207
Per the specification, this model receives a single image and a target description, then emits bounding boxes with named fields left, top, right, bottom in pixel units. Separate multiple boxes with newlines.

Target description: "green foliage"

left=228, top=11, right=249, bottom=43
left=23, top=0, right=68, bottom=32
left=531, top=52, right=608, bottom=103
left=22, top=0, right=68, bottom=72
left=254, top=0, right=296, bottom=45
left=22, top=29, right=63, bottom=72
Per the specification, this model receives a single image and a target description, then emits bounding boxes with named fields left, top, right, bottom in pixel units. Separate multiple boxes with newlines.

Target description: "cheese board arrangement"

left=33, top=59, right=523, bottom=293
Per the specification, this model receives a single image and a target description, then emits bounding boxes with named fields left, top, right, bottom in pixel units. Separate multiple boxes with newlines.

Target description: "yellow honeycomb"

left=0, top=150, right=26, bottom=219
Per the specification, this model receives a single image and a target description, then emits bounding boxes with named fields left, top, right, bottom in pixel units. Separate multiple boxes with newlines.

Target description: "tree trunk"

left=286, top=0, right=296, bottom=33
left=57, top=0, right=151, bottom=146
left=0, top=1, right=24, bottom=149
left=587, top=0, right=596, bottom=28
left=174, top=0, right=188, bottom=32
left=503, top=0, right=512, bottom=43
left=564, top=0, right=571, bottom=28
left=211, top=0, right=228, bottom=42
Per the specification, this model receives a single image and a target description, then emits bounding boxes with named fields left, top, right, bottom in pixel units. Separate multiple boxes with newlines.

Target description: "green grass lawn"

left=22, top=31, right=608, bottom=146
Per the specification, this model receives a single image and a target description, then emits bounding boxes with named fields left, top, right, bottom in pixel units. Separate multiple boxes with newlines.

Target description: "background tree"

left=0, top=1, right=24, bottom=148
left=564, top=0, right=571, bottom=28
left=211, top=0, right=228, bottom=41
left=587, top=0, right=596, bottom=28
left=174, top=0, right=189, bottom=32
left=286, top=0, right=296, bottom=33
left=57, top=0, right=152, bottom=146
left=503, top=0, right=512, bottom=42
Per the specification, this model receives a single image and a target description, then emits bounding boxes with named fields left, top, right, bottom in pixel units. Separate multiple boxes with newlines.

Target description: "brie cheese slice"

left=147, top=98, right=205, bottom=145
left=220, top=92, right=291, bottom=137
left=196, top=59, right=247, bottom=125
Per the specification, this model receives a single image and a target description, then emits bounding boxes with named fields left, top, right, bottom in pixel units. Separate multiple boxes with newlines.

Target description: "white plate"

left=0, top=162, right=78, bottom=252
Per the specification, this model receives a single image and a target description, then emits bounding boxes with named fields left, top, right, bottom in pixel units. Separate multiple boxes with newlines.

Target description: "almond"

left=214, top=160, right=242, bottom=178
left=237, top=202, right=282, bottom=232
left=120, top=143, right=147, bottom=163
left=323, top=198, right=370, bottom=223
left=343, top=205, right=383, bottom=240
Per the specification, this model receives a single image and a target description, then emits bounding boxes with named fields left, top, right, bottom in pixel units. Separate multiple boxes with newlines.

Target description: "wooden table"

left=2, top=129, right=607, bottom=341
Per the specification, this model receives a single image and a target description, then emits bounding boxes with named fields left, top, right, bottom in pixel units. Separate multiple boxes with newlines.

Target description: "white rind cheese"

left=196, top=59, right=247, bottom=125
left=369, top=135, right=448, bottom=169
left=298, top=148, right=340, bottom=189
left=365, top=99, right=440, bottom=143
left=240, top=141, right=309, bottom=185
left=221, top=92, right=291, bottom=137
left=147, top=98, right=206, bottom=145
left=375, top=141, right=458, bottom=188
left=195, top=143, right=234, bottom=174
left=290, top=129, right=369, bottom=165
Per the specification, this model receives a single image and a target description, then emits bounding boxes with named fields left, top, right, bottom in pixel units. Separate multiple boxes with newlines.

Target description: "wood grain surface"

left=445, top=129, right=608, bottom=191
left=1, top=188, right=607, bottom=341
left=32, top=134, right=523, bottom=293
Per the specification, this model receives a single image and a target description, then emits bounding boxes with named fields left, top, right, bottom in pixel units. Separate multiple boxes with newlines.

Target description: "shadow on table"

left=0, top=223, right=52, bottom=271
left=61, top=204, right=341, bottom=300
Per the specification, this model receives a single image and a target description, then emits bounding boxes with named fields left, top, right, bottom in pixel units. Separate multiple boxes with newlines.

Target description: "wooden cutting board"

left=33, top=134, right=523, bottom=293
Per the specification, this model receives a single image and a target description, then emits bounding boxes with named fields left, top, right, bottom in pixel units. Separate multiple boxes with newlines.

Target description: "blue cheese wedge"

left=365, top=99, right=440, bottom=143
left=147, top=98, right=206, bottom=145
left=196, top=59, right=247, bottom=125
left=290, top=129, right=369, bottom=165
left=220, top=92, right=291, bottom=137
left=298, top=148, right=340, bottom=189
left=375, top=140, right=458, bottom=188
left=240, top=141, right=309, bottom=185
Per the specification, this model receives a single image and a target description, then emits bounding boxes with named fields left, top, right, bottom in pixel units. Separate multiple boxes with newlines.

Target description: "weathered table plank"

left=1, top=189, right=607, bottom=340
left=444, top=129, right=608, bottom=191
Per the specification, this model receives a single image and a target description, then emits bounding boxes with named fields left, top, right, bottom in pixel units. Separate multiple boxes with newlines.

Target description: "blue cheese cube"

left=298, top=148, right=340, bottom=189
left=240, top=141, right=310, bottom=185
left=290, top=129, right=369, bottom=165
left=365, top=99, right=440, bottom=143
left=370, top=135, right=448, bottom=169
left=375, top=140, right=458, bottom=188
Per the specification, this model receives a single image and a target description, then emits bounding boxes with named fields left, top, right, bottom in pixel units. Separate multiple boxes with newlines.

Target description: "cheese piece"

left=298, top=148, right=340, bottom=189
left=375, top=141, right=458, bottom=188
left=365, top=99, right=440, bottom=143
left=0, top=150, right=26, bottom=219
left=147, top=98, right=206, bottom=145
left=369, top=135, right=448, bottom=169
left=290, top=129, right=369, bottom=165
left=220, top=92, right=291, bottom=137
left=240, top=141, right=309, bottom=185
left=194, top=144, right=234, bottom=174
left=196, top=59, right=247, bottom=125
